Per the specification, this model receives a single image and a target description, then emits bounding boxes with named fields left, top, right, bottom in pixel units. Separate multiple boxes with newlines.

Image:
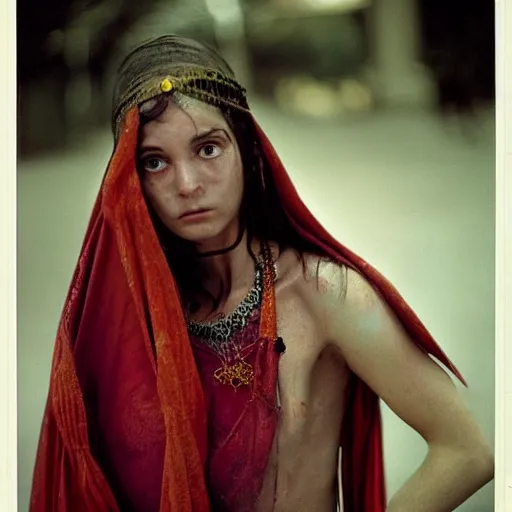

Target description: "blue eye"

left=144, top=157, right=167, bottom=173
left=199, top=144, right=221, bottom=159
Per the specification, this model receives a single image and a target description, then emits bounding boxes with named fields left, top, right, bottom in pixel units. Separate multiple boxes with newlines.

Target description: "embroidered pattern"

left=186, top=261, right=264, bottom=356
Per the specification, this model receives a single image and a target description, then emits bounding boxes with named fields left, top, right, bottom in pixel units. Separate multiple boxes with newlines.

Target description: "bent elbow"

left=466, top=442, right=494, bottom=485
left=477, top=445, right=494, bottom=481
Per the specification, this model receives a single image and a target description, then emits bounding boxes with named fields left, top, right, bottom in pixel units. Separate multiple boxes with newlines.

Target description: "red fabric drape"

left=30, top=109, right=209, bottom=512
left=252, top=120, right=466, bottom=511
left=30, top=108, right=465, bottom=512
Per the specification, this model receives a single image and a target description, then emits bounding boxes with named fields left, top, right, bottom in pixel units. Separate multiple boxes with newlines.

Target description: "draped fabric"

left=189, top=305, right=282, bottom=512
left=30, top=35, right=465, bottom=512
left=30, top=110, right=210, bottom=512
left=252, top=121, right=466, bottom=510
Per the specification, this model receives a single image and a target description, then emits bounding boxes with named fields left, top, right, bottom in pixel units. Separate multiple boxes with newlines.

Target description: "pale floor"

left=17, top=104, right=495, bottom=511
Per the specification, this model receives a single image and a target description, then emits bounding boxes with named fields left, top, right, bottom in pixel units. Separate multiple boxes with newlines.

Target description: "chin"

left=175, top=224, right=224, bottom=244
left=176, top=220, right=238, bottom=249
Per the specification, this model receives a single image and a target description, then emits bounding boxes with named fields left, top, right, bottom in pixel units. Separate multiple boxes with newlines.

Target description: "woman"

left=30, top=35, right=493, bottom=512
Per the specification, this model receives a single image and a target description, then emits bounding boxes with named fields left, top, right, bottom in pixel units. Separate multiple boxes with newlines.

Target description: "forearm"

left=387, top=444, right=494, bottom=512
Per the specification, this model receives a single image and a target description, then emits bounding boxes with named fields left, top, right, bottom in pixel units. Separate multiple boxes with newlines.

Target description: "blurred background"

left=17, top=0, right=495, bottom=510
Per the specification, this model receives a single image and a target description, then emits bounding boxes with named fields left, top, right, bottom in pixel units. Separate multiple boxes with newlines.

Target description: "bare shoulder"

left=271, top=249, right=332, bottom=353
left=273, top=250, right=344, bottom=294
left=278, top=251, right=375, bottom=320
left=271, top=246, right=385, bottom=330
left=278, top=251, right=418, bottom=357
left=271, top=250, right=347, bottom=340
left=274, top=249, right=492, bottom=472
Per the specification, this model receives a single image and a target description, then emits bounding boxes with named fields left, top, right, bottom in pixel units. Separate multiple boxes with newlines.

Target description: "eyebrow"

left=139, top=127, right=229, bottom=157
left=191, top=127, right=228, bottom=144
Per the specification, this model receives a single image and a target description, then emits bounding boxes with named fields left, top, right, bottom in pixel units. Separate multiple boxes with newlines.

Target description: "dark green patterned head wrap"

left=111, top=35, right=250, bottom=139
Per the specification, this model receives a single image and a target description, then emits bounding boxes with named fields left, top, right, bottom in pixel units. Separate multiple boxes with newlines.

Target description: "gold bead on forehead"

left=160, top=78, right=173, bottom=93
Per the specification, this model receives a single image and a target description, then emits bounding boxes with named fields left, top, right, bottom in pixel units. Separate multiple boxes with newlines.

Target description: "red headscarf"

left=29, top=106, right=465, bottom=512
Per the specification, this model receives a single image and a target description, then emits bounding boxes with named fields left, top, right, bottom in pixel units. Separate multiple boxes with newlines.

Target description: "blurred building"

left=17, top=0, right=494, bottom=155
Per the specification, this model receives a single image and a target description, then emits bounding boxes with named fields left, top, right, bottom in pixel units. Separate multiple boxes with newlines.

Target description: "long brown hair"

left=137, top=93, right=328, bottom=312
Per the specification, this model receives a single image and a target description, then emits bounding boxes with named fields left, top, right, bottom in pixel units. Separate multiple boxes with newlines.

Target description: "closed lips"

left=180, top=209, right=210, bottom=218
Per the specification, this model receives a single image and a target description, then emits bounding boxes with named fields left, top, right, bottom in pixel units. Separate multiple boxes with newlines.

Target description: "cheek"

left=142, top=175, right=175, bottom=216
left=220, top=154, right=244, bottom=200
left=219, top=166, right=244, bottom=217
left=142, top=178, right=159, bottom=206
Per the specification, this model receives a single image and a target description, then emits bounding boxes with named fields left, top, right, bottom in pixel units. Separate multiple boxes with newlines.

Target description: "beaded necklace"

left=186, top=244, right=276, bottom=388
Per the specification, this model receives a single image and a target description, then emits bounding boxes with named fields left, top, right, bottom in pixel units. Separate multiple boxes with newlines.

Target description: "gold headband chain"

left=113, top=67, right=251, bottom=137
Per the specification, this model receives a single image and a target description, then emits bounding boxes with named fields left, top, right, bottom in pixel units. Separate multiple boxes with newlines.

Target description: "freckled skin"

left=138, top=98, right=352, bottom=510
left=139, top=98, right=244, bottom=254
left=138, top=99, right=351, bottom=510
left=254, top=250, right=350, bottom=512
left=138, top=98, right=492, bottom=512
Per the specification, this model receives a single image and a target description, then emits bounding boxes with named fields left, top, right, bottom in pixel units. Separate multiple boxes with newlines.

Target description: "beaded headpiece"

left=112, top=35, right=250, bottom=140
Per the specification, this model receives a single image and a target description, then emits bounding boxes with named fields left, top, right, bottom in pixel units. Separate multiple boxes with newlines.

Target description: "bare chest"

left=275, top=287, right=349, bottom=423
left=261, top=290, right=347, bottom=506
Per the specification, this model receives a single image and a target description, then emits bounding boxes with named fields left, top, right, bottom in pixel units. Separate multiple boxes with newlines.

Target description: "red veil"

left=29, top=108, right=465, bottom=512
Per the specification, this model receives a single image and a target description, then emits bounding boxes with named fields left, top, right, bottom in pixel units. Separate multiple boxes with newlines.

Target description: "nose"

left=174, top=162, right=202, bottom=197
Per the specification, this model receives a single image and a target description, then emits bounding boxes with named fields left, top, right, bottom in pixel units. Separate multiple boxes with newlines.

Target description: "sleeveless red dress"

left=188, top=259, right=281, bottom=512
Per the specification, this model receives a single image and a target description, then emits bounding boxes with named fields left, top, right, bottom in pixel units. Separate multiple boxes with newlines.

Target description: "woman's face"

left=138, top=97, right=244, bottom=252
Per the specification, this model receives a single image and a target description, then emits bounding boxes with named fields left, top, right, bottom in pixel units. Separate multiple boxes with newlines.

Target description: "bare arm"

left=307, top=261, right=493, bottom=512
